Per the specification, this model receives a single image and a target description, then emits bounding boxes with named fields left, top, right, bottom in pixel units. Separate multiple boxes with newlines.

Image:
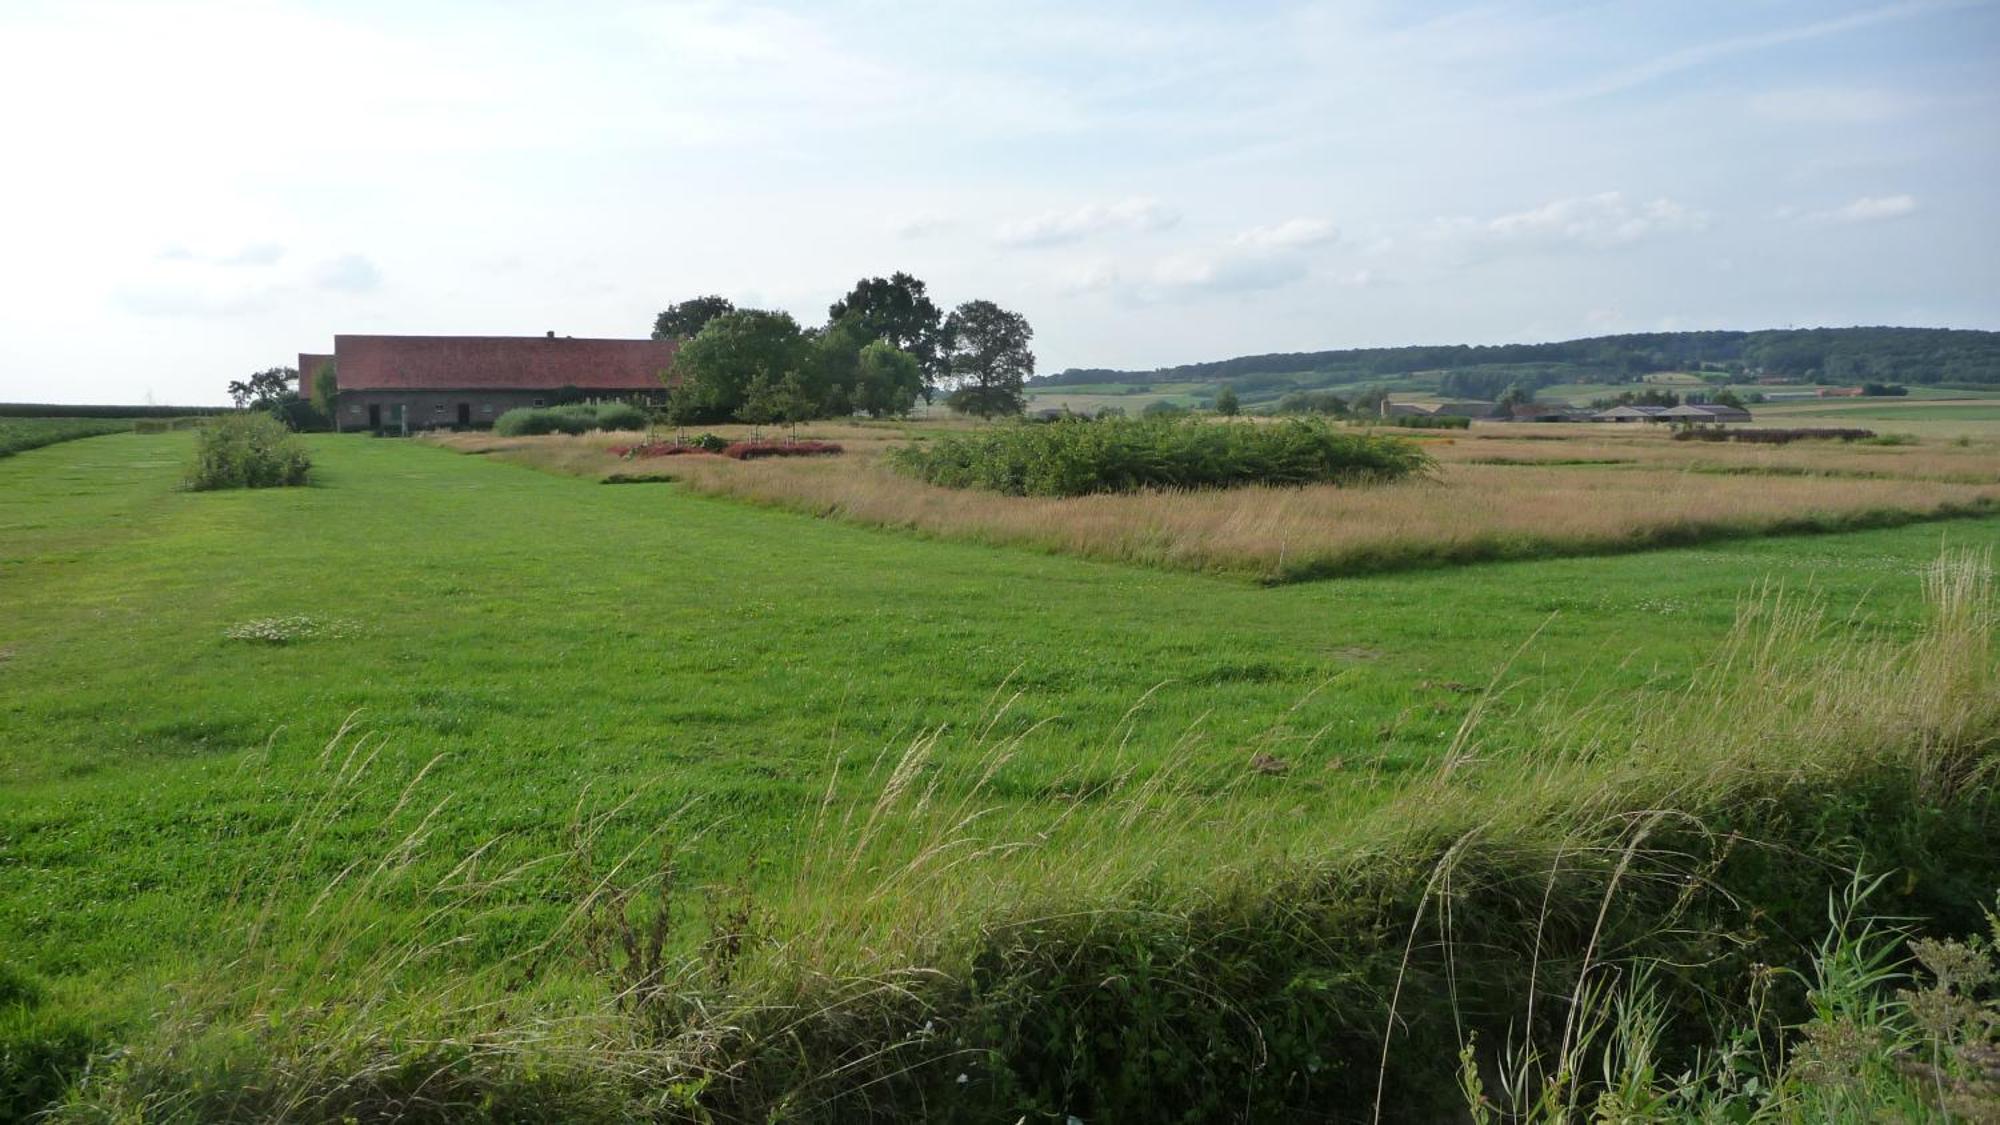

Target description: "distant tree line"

left=1039, top=327, right=2000, bottom=389
left=651, top=274, right=1034, bottom=424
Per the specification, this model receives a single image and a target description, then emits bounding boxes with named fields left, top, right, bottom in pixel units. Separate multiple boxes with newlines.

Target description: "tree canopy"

left=943, top=300, right=1034, bottom=418
left=652, top=273, right=1020, bottom=424
left=828, top=273, right=944, bottom=398
left=665, top=310, right=809, bottom=425
left=227, top=368, right=296, bottom=410
left=652, top=296, right=737, bottom=341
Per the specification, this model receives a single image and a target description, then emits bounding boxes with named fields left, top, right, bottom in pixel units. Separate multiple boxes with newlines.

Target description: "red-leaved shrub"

left=611, top=442, right=705, bottom=459
left=721, top=441, right=844, bottom=460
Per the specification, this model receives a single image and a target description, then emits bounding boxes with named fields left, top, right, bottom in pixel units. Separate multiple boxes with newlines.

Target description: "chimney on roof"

left=546, top=330, right=555, bottom=339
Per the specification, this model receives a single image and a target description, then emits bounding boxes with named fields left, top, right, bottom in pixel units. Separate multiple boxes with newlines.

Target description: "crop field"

left=0, top=416, right=133, bottom=457
left=439, top=414, right=2000, bottom=581
left=4, top=427, right=1998, bottom=1120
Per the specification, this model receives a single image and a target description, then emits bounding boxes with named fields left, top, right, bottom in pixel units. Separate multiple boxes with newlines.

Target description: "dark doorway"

left=368, top=403, right=381, bottom=430
left=457, top=402, right=471, bottom=428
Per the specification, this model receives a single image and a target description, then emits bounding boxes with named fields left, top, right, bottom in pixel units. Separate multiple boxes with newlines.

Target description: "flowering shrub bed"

left=722, top=440, right=843, bottom=460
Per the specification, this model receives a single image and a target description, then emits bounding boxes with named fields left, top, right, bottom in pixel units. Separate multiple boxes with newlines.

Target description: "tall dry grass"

left=432, top=423, right=2000, bottom=581
left=49, top=551, right=2000, bottom=1121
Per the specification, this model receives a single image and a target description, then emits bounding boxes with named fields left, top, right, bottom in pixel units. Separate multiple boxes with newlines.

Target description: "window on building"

left=433, top=404, right=446, bottom=417
left=533, top=398, right=545, bottom=407
left=481, top=403, right=495, bottom=416
left=349, top=404, right=363, bottom=416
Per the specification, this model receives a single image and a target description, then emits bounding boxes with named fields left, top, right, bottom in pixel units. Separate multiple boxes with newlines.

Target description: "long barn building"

left=298, top=333, right=678, bottom=431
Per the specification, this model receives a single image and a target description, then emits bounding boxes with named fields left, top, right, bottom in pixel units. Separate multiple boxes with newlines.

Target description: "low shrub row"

left=185, top=414, right=311, bottom=490
left=493, top=402, right=650, bottom=436
left=1365, top=413, right=1471, bottom=429
left=1673, top=426, right=1876, bottom=443
left=888, top=417, right=1431, bottom=496
left=130, top=418, right=207, bottom=434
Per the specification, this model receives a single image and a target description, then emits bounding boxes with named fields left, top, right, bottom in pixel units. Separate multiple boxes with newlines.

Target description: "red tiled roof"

left=330, top=335, right=677, bottom=392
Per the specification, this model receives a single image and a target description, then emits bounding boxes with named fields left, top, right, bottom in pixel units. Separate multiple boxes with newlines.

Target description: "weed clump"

left=888, top=416, right=1431, bottom=496
left=185, top=414, right=311, bottom=490
left=493, top=402, right=649, bottom=436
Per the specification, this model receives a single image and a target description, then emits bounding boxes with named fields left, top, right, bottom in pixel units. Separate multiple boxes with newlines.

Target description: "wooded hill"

left=1038, top=327, right=2000, bottom=397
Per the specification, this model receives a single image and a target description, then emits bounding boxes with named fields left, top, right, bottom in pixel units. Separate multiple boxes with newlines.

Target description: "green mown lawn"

left=2, top=431, right=1991, bottom=995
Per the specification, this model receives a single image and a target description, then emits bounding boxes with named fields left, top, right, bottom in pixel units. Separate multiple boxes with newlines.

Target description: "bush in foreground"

left=184, top=414, right=311, bottom=490
left=493, top=402, right=649, bottom=436
left=888, top=416, right=1431, bottom=496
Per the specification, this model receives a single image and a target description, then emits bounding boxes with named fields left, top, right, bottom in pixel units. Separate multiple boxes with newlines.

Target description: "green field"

left=4, top=431, right=1997, bottom=1119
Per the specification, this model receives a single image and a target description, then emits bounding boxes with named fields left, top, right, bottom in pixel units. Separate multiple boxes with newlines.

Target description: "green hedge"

left=888, top=417, right=1432, bottom=496
left=492, top=402, right=649, bottom=436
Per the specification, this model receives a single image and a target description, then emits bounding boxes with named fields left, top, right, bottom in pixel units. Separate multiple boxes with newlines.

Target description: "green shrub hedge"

left=492, top=402, right=649, bottom=436
left=185, top=414, right=311, bottom=490
left=888, top=417, right=1431, bottom=496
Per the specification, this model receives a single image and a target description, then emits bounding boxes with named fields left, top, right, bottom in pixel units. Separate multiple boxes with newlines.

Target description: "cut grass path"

left=1, top=432, right=1993, bottom=992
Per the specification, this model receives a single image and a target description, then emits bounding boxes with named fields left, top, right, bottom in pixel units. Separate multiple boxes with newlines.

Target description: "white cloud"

left=1748, top=86, right=1918, bottom=125
left=1821, top=194, right=1919, bottom=223
left=310, top=255, right=384, bottom=293
left=1427, top=192, right=1709, bottom=260
left=996, top=197, right=1179, bottom=247
left=1066, top=216, right=1343, bottom=301
left=1231, top=218, right=1338, bottom=251
left=888, top=213, right=954, bottom=240
left=221, top=242, right=287, bottom=267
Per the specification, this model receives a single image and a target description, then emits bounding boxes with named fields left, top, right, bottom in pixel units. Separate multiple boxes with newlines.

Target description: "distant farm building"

left=298, top=333, right=677, bottom=431
left=1594, top=405, right=1670, bottom=422
left=1659, top=403, right=1752, bottom=423
left=1429, top=401, right=1502, bottom=419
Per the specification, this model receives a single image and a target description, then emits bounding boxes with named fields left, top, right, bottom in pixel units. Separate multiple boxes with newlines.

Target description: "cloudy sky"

left=2, top=0, right=1996, bottom=404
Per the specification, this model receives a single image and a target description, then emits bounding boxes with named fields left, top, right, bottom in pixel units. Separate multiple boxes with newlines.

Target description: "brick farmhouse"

left=298, top=333, right=678, bottom=431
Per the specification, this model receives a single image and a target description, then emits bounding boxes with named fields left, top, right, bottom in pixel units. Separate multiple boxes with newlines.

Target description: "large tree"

left=651, top=295, right=737, bottom=341
left=941, top=300, right=1033, bottom=418
left=853, top=340, right=924, bottom=418
left=828, top=273, right=944, bottom=399
left=664, top=310, right=809, bottom=424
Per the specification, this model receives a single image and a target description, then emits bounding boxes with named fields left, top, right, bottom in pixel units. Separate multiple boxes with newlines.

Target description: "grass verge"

left=35, top=550, right=1999, bottom=1122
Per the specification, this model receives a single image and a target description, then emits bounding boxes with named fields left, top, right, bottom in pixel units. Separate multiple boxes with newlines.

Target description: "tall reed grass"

left=39, top=552, right=1999, bottom=1121
left=435, top=425, right=2000, bottom=581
